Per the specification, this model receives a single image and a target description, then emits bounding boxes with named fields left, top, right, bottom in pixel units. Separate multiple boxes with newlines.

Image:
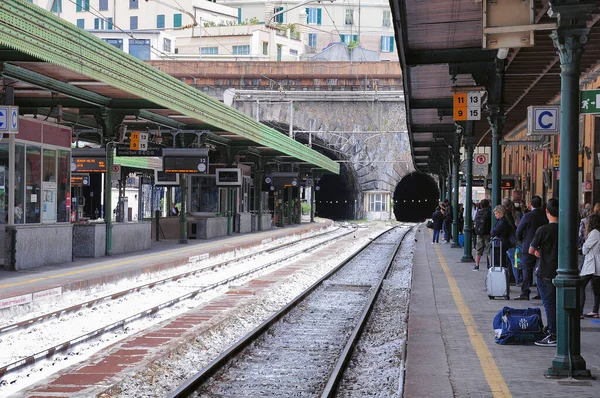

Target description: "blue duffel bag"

left=493, top=306, right=545, bottom=345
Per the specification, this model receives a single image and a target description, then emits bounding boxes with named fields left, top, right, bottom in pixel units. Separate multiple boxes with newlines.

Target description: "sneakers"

left=514, top=295, right=530, bottom=301
left=473, top=265, right=479, bottom=271
left=535, top=334, right=557, bottom=347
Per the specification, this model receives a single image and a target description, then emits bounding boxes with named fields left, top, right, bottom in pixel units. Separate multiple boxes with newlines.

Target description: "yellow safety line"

left=0, top=224, right=321, bottom=290
left=432, top=241, right=512, bottom=398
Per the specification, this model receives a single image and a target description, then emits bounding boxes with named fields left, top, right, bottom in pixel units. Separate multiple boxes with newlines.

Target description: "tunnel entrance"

left=314, top=171, right=355, bottom=220
left=394, top=172, right=440, bottom=222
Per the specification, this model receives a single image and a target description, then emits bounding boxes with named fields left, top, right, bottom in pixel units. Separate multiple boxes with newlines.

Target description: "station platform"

left=0, top=220, right=333, bottom=306
left=406, top=227, right=600, bottom=397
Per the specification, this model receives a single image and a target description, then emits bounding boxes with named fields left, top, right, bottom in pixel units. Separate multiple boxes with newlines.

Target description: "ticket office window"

left=14, top=144, right=70, bottom=224
left=189, top=176, right=218, bottom=213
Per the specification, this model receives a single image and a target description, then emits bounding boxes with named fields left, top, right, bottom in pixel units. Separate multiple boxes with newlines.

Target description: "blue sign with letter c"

left=538, top=111, right=554, bottom=129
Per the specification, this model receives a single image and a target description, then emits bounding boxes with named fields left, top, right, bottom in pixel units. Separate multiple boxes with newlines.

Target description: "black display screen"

left=163, top=156, right=208, bottom=174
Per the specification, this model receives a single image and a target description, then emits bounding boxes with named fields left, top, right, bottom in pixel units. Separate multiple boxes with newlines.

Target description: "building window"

left=130, top=16, right=138, bottom=30
left=129, top=0, right=138, bottom=10
left=237, top=8, right=242, bottom=24
left=382, top=10, right=391, bottom=27
left=94, top=18, right=104, bottom=30
left=232, top=45, right=250, bottom=55
left=345, top=9, right=354, bottom=25
left=340, top=34, right=358, bottom=44
left=26, top=145, right=41, bottom=224
left=369, top=193, right=387, bottom=212
left=306, top=8, right=321, bottom=25
left=107, top=17, right=113, bottom=30
left=174, top=13, right=182, bottom=28
left=51, top=0, right=62, bottom=13
left=104, top=38, right=123, bottom=50
left=380, top=36, right=394, bottom=52
left=190, top=176, right=218, bottom=213
left=157, top=14, right=165, bottom=29
left=200, top=47, right=218, bottom=55
left=129, top=39, right=151, bottom=60
left=163, top=38, right=172, bottom=52
left=262, top=42, right=268, bottom=55
left=290, top=49, right=298, bottom=55
left=76, top=19, right=85, bottom=29
left=76, top=0, right=90, bottom=12
left=99, top=0, right=108, bottom=11
left=274, top=6, right=284, bottom=23
left=308, top=33, right=317, bottom=48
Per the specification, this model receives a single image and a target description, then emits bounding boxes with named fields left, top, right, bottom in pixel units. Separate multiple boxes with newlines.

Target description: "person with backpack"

left=473, top=199, right=492, bottom=271
left=514, top=195, right=548, bottom=300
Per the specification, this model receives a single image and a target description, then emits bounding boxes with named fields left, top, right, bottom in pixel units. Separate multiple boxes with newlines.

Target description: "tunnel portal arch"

left=394, top=172, right=440, bottom=222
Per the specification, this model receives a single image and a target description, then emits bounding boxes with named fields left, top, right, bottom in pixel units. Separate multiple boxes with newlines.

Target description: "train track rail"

left=0, top=224, right=358, bottom=379
left=168, top=225, right=413, bottom=398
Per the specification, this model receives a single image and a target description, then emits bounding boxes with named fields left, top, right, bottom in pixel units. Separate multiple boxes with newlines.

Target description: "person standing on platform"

left=473, top=199, right=491, bottom=271
left=431, top=206, right=444, bottom=244
left=530, top=198, right=559, bottom=347
left=514, top=196, right=548, bottom=300
left=580, top=213, right=600, bottom=319
left=490, top=205, right=512, bottom=268
left=443, top=199, right=453, bottom=243
left=171, top=203, right=179, bottom=216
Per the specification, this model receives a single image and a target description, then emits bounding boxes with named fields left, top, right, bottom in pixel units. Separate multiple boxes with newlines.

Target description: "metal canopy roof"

left=390, top=0, right=600, bottom=174
left=0, top=0, right=339, bottom=174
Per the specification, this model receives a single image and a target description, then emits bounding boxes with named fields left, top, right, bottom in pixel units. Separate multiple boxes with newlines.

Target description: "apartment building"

left=220, top=0, right=398, bottom=61
left=28, top=0, right=395, bottom=61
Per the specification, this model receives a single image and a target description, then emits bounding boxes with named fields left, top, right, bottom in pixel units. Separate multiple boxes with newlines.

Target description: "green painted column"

left=488, top=112, right=503, bottom=227
left=105, top=143, right=114, bottom=255
left=451, top=136, right=460, bottom=248
left=439, top=175, right=445, bottom=202
left=227, top=187, right=233, bottom=235
left=310, top=171, right=315, bottom=223
left=255, top=168, right=264, bottom=231
left=179, top=173, right=188, bottom=244
left=546, top=3, right=594, bottom=377
left=462, top=139, right=474, bottom=262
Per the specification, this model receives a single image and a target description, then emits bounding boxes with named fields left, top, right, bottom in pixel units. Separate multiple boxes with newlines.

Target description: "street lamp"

left=266, top=0, right=337, bottom=27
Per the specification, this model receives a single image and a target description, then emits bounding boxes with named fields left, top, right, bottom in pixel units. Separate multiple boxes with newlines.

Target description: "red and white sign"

left=0, top=293, right=32, bottom=310
left=475, top=154, right=488, bottom=165
left=66, top=192, right=71, bottom=212
left=583, top=181, right=593, bottom=192
left=33, top=287, right=62, bottom=301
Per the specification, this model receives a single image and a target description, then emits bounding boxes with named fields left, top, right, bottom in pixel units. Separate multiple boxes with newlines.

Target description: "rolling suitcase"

left=487, top=237, right=510, bottom=300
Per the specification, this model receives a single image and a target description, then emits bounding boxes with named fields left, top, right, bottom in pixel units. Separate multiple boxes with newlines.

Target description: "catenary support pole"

left=546, top=1, right=594, bottom=378
left=488, top=111, right=503, bottom=228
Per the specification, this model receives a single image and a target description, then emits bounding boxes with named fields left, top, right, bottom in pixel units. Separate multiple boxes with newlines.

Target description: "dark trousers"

left=537, top=277, right=556, bottom=336
left=520, top=252, right=536, bottom=297
left=444, top=220, right=452, bottom=241
left=581, top=274, right=600, bottom=315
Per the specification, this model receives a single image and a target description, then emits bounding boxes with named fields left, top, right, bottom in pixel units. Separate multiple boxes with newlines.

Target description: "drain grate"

left=557, top=380, right=593, bottom=386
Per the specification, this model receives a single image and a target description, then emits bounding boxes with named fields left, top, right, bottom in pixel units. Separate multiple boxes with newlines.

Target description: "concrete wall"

left=73, top=224, right=106, bottom=258
left=198, top=217, right=228, bottom=239
left=111, top=223, right=152, bottom=254
left=236, top=212, right=252, bottom=233
left=5, top=224, right=73, bottom=270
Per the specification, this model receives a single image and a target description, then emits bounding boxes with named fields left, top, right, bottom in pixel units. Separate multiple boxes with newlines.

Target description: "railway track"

left=0, top=224, right=358, bottom=379
left=168, top=225, right=413, bottom=398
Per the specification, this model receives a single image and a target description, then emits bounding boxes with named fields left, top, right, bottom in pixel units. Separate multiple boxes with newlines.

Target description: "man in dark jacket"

left=473, top=199, right=491, bottom=271
left=443, top=199, right=453, bottom=243
left=514, top=195, right=548, bottom=300
left=431, top=206, right=444, bottom=244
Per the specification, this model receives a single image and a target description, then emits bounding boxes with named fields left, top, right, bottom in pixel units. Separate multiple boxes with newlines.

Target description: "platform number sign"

left=454, top=92, right=482, bottom=121
left=130, top=131, right=148, bottom=151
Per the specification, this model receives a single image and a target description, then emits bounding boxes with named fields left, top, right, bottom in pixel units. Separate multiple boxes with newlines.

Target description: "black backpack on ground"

left=474, top=207, right=491, bottom=235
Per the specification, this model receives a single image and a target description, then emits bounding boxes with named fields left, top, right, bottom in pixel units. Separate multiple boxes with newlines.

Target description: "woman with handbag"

left=580, top=214, right=600, bottom=319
